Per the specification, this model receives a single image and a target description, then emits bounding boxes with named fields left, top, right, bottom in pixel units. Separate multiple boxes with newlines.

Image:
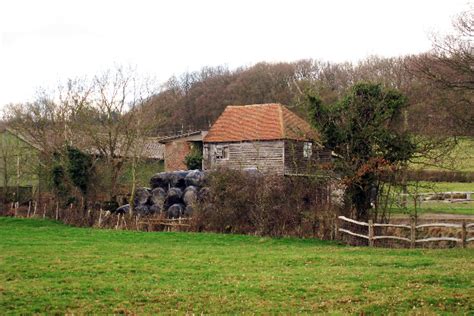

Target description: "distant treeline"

left=142, top=55, right=471, bottom=137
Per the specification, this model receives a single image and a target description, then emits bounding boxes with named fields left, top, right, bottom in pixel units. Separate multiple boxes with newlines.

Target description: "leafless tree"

left=410, top=8, right=473, bottom=135
left=4, top=66, right=158, bottom=204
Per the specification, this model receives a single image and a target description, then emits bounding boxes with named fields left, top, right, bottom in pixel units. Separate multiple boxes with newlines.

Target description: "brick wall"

left=164, top=141, right=191, bottom=171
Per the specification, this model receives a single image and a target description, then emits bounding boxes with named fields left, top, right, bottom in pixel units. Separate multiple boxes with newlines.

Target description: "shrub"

left=192, top=169, right=339, bottom=239
left=184, top=150, right=203, bottom=170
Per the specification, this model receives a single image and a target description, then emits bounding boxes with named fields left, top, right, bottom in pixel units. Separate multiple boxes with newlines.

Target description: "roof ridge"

left=228, top=103, right=281, bottom=108
left=278, top=104, right=285, bottom=138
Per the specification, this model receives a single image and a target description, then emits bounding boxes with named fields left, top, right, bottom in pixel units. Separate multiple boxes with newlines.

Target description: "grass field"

left=411, top=137, right=474, bottom=172
left=390, top=181, right=474, bottom=215
left=0, top=218, right=473, bottom=314
left=391, top=201, right=474, bottom=215
left=416, top=181, right=474, bottom=193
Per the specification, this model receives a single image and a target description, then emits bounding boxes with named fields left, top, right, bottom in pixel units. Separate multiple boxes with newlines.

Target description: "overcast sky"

left=0, top=0, right=470, bottom=107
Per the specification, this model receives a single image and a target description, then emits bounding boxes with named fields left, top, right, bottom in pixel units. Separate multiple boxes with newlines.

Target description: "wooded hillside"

left=143, top=55, right=471, bottom=137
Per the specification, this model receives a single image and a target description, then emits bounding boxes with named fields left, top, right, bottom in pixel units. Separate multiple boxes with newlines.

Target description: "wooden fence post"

left=55, top=202, right=59, bottom=220
left=461, top=221, right=467, bottom=249
left=115, top=214, right=121, bottom=230
left=368, top=220, right=374, bottom=247
left=33, top=201, right=37, bottom=216
left=27, top=201, right=31, bottom=218
left=98, top=209, right=103, bottom=228
left=334, top=217, right=339, bottom=241
left=410, top=217, right=416, bottom=249
left=122, top=216, right=127, bottom=230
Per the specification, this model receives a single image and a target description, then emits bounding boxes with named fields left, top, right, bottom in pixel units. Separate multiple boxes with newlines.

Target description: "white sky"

left=0, top=0, right=470, bottom=107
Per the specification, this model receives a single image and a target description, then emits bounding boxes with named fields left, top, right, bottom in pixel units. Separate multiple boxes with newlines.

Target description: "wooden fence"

left=4, top=202, right=194, bottom=233
left=337, top=216, right=474, bottom=248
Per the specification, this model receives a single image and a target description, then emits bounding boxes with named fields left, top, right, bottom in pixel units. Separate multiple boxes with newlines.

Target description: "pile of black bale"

left=115, top=170, right=208, bottom=218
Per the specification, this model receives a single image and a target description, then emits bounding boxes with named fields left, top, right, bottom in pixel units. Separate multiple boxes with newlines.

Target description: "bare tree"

left=71, top=66, right=157, bottom=201
left=4, top=66, right=158, bottom=204
left=410, top=8, right=473, bottom=135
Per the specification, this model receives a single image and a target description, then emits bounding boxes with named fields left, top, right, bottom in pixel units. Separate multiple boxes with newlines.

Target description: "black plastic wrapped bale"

left=135, top=204, right=150, bottom=215
left=149, top=204, right=162, bottom=214
left=134, top=187, right=151, bottom=206
left=169, top=171, right=189, bottom=189
left=165, top=187, right=183, bottom=208
left=150, top=187, right=166, bottom=206
left=150, top=172, right=171, bottom=189
left=115, top=204, right=130, bottom=214
left=185, top=170, right=206, bottom=187
left=183, top=186, right=197, bottom=206
left=167, top=203, right=185, bottom=219
left=184, top=205, right=194, bottom=217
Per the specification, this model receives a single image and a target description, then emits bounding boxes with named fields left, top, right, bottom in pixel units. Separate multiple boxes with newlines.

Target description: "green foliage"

left=0, top=218, right=473, bottom=314
left=51, top=154, right=69, bottom=197
left=307, top=83, right=416, bottom=219
left=66, top=146, right=93, bottom=196
left=184, top=144, right=203, bottom=170
left=49, top=147, right=94, bottom=199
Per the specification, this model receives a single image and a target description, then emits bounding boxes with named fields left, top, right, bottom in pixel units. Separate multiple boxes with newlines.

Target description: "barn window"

left=215, top=145, right=229, bottom=160
left=303, top=142, right=312, bottom=158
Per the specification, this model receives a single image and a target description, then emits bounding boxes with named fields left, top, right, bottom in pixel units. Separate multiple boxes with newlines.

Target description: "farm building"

left=203, top=103, right=332, bottom=175
left=0, top=125, right=166, bottom=204
left=0, top=126, right=42, bottom=204
left=159, top=131, right=208, bottom=172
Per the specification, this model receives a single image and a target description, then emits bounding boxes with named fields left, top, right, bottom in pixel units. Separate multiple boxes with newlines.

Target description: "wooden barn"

left=203, top=103, right=332, bottom=175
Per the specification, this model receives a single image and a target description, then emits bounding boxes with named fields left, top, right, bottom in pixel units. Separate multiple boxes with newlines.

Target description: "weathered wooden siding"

left=284, top=140, right=333, bottom=175
left=203, top=141, right=285, bottom=174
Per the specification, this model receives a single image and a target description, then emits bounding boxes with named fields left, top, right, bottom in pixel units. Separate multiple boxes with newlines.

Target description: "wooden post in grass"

left=410, top=217, right=416, bottom=249
left=461, top=221, right=467, bottom=249
left=43, top=204, right=46, bottom=219
left=368, top=219, right=374, bottom=247
left=55, top=202, right=59, bottom=220
left=33, top=201, right=37, bottom=217
left=115, top=214, right=121, bottom=230
left=334, top=217, right=339, bottom=241
left=27, top=201, right=31, bottom=218
left=13, top=202, right=17, bottom=217
left=98, top=209, right=103, bottom=227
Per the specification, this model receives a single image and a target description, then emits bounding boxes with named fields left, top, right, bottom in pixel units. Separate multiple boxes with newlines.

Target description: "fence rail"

left=337, top=216, right=473, bottom=248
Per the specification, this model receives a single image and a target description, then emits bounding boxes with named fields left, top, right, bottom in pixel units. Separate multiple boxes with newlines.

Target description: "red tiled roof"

left=204, top=103, right=320, bottom=143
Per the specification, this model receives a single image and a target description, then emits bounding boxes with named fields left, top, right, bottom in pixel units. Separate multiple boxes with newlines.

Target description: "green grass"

left=411, top=137, right=474, bottom=172
left=389, top=181, right=474, bottom=215
left=416, top=181, right=474, bottom=193
left=391, top=201, right=474, bottom=215
left=0, top=218, right=473, bottom=314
